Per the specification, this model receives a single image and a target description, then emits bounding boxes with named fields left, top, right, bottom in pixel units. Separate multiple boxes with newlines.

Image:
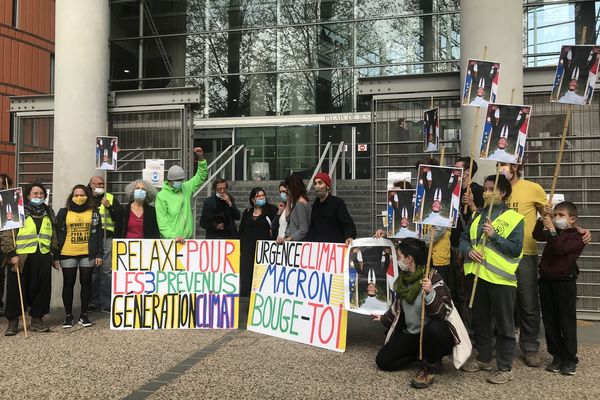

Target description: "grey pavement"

left=0, top=310, right=598, bottom=400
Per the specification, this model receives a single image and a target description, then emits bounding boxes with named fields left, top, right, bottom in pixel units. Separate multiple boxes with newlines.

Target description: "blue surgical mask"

left=172, top=181, right=183, bottom=190
left=279, top=192, right=287, bottom=203
left=256, top=199, right=266, bottom=207
left=134, top=189, right=147, bottom=201
left=30, top=198, right=45, bottom=206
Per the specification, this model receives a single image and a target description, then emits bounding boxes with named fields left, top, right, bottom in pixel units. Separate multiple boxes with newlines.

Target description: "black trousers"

left=5, top=251, right=52, bottom=320
left=449, top=247, right=471, bottom=329
left=471, top=278, right=516, bottom=370
left=376, top=319, right=454, bottom=371
left=539, top=278, right=578, bottom=364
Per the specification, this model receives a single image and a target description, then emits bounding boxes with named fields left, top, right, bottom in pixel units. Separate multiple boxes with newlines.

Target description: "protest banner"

left=110, top=239, right=240, bottom=330
left=344, top=238, right=398, bottom=316
left=248, top=240, right=347, bottom=352
left=550, top=44, right=600, bottom=106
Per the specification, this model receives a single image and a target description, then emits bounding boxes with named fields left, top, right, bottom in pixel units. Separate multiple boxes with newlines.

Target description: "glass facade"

left=109, top=0, right=462, bottom=115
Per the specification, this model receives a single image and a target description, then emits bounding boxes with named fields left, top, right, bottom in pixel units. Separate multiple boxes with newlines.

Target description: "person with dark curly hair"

left=373, top=238, right=457, bottom=389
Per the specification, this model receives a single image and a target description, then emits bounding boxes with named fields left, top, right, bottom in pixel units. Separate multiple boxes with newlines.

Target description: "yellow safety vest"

left=98, top=192, right=115, bottom=232
left=15, top=215, right=53, bottom=255
left=464, top=209, right=524, bottom=287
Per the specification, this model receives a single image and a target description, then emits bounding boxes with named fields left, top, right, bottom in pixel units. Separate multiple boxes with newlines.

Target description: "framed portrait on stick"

left=479, top=104, right=531, bottom=165
left=413, top=165, right=462, bottom=228
left=96, top=136, right=118, bottom=170
left=462, top=59, right=500, bottom=108
left=387, top=190, right=419, bottom=239
left=550, top=45, right=600, bottom=106
left=423, top=107, right=440, bottom=152
left=0, top=188, right=25, bottom=231
left=344, top=238, right=398, bottom=315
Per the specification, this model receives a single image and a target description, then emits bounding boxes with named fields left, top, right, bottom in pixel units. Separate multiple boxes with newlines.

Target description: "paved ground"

left=0, top=309, right=598, bottom=400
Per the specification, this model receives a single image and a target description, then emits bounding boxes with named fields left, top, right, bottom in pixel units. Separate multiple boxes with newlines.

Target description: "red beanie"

left=314, top=172, right=331, bottom=188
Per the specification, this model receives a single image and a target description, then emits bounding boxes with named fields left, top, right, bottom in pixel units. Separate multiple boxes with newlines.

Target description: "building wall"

left=0, top=0, right=55, bottom=180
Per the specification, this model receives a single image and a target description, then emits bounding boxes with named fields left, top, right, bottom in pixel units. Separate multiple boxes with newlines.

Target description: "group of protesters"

left=373, top=156, right=590, bottom=389
left=0, top=149, right=590, bottom=390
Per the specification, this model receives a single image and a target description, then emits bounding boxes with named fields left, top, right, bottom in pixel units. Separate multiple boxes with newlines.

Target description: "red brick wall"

left=0, top=0, right=55, bottom=182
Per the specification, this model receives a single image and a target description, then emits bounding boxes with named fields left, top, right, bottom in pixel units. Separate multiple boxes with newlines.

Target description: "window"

left=12, top=0, right=20, bottom=28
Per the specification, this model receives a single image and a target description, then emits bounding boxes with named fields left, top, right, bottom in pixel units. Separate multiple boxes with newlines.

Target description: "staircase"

left=194, top=180, right=373, bottom=239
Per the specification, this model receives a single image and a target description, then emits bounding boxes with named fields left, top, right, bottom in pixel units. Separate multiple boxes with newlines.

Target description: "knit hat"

left=314, top=172, right=331, bottom=189
left=167, top=165, right=185, bottom=181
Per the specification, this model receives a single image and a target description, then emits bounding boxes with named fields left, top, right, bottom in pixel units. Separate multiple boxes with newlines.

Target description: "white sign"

left=143, top=159, right=165, bottom=187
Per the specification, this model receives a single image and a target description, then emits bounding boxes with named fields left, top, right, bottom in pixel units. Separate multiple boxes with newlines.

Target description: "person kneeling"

left=373, top=238, right=457, bottom=389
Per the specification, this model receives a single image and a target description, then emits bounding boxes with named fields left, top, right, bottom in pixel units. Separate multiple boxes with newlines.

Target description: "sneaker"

left=524, top=352, right=541, bottom=367
left=78, top=314, right=93, bottom=327
left=62, top=314, right=74, bottom=329
left=4, top=319, right=18, bottom=336
left=461, top=358, right=492, bottom=372
left=487, top=369, right=514, bottom=384
left=545, top=357, right=562, bottom=373
left=30, top=317, right=50, bottom=333
left=560, top=362, right=576, bottom=376
left=410, top=366, right=435, bottom=389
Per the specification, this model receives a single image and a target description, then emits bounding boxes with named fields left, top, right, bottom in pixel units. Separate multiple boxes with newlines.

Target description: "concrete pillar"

left=52, top=0, right=109, bottom=309
left=460, top=0, right=523, bottom=181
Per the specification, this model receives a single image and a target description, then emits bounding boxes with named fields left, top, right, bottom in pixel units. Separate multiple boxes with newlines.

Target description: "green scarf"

left=394, top=267, right=425, bottom=304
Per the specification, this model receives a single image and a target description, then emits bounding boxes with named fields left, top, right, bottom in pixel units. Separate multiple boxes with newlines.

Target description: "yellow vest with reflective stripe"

left=464, top=209, right=524, bottom=287
left=98, top=192, right=115, bottom=232
left=16, top=215, right=53, bottom=255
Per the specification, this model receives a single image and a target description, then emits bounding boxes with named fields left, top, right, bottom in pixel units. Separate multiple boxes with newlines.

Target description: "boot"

left=4, top=319, right=19, bottom=336
left=30, top=317, right=50, bottom=332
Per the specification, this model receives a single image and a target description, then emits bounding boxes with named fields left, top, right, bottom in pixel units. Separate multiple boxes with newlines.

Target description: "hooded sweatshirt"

left=155, top=160, right=208, bottom=239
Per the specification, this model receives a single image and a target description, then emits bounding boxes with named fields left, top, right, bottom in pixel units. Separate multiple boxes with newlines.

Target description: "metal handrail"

left=307, top=142, right=332, bottom=191
left=207, top=144, right=233, bottom=171
left=328, top=142, right=345, bottom=196
left=192, top=145, right=246, bottom=236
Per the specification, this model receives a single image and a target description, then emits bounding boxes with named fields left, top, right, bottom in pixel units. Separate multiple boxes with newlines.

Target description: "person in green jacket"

left=155, top=147, right=207, bottom=242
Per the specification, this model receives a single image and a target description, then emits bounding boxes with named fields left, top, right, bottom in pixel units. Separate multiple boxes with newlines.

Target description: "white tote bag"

left=447, top=301, right=472, bottom=369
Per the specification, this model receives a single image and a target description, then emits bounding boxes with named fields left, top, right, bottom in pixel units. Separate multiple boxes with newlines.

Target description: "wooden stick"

left=469, top=164, right=501, bottom=308
left=510, top=88, right=515, bottom=104
left=549, top=105, right=572, bottom=204
left=430, top=96, right=434, bottom=109
left=548, top=28, right=586, bottom=207
left=440, top=145, right=445, bottom=166
left=419, top=225, right=436, bottom=360
left=464, top=46, right=488, bottom=213
left=4, top=179, right=28, bottom=337
left=464, top=106, right=481, bottom=213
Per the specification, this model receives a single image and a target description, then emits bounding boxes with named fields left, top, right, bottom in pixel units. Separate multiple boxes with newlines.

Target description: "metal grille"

left=107, top=109, right=185, bottom=203
left=16, top=116, right=54, bottom=194
left=372, top=96, right=462, bottom=228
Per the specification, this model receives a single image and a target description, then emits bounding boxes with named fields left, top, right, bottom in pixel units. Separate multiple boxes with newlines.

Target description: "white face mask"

left=553, top=217, right=569, bottom=230
left=93, top=187, right=105, bottom=196
left=398, top=258, right=411, bottom=272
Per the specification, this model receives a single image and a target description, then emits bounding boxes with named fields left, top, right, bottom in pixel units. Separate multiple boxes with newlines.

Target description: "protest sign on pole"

left=344, top=238, right=398, bottom=316
left=248, top=240, right=348, bottom=352
left=0, top=188, right=25, bottom=231
left=110, top=239, right=240, bottom=330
